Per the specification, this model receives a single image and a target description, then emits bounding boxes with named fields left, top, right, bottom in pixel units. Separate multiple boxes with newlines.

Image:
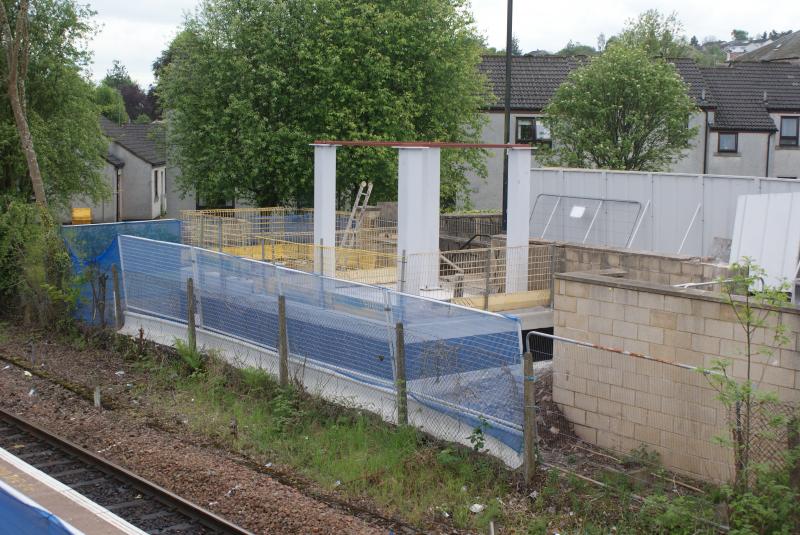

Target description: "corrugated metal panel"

left=729, top=192, right=800, bottom=287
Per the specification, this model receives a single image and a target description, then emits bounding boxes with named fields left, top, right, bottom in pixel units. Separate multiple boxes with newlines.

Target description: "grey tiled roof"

left=480, top=55, right=800, bottom=133
left=736, top=31, right=800, bottom=62
left=701, top=62, right=800, bottom=131
left=104, top=153, right=125, bottom=168
left=480, top=55, right=714, bottom=111
left=100, top=117, right=166, bottom=166
left=479, top=55, right=587, bottom=110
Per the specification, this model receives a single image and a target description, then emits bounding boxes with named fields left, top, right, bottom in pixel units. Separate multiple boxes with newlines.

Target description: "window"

left=718, top=132, right=738, bottom=153
left=780, top=116, right=799, bottom=146
left=515, top=117, right=551, bottom=146
left=153, top=170, right=159, bottom=201
left=516, top=118, right=535, bottom=144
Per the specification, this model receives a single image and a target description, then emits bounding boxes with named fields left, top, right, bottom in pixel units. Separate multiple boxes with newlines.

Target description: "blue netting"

left=61, top=220, right=182, bottom=324
left=119, top=235, right=524, bottom=453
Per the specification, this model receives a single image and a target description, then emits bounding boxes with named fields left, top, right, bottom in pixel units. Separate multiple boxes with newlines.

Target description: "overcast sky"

left=87, top=0, right=799, bottom=88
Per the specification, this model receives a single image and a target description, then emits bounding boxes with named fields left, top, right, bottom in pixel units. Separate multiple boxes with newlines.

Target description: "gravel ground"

left=0, top=325, right=404, bottom=535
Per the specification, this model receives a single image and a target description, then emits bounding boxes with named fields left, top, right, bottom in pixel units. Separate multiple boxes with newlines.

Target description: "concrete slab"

left=502, top=306, right=554, bottom=330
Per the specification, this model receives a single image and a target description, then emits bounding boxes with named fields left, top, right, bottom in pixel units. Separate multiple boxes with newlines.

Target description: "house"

left=735, top=30, right=800, bottom=64
left=68, top=118, right=196, bottom=223
left=469, top=55, right=800, bottom=210
left=725, top=37, right=773, bottom=61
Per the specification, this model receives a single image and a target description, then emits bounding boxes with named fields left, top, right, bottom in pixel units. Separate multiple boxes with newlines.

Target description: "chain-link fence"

left=525, top=330, right=799, bottom=488
left=118, top=235, right=525, bottom=463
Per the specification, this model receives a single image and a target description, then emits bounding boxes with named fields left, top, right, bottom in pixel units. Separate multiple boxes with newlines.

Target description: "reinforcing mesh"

left=119, top=235, right=524, bottom=454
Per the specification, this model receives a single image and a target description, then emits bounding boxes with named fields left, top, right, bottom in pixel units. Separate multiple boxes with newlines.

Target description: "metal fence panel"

left=118, top=235, right=525, bottom=455
left=530, top=169, right=800, bottom=257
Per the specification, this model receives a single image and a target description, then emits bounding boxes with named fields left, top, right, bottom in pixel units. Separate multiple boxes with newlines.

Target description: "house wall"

left=64, top=161, right=118, bottom=224
left=108, top=144, right=158, bottom=220
left=770, top=112, right=800, bottom=179
left=552, top=270, right=800, bottom=482
left=165, top=163, right=196, bottom=219
left=469, top=111, right=550, bottom=210
left=667, top=112, right=708, bottom=174
left=706, top=131, right=770, bottom=177
left=471, top=110, right=800, bottom=209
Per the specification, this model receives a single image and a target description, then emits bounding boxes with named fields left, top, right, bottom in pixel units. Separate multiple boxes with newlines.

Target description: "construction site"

left=54, top=141, right=800, bottom=486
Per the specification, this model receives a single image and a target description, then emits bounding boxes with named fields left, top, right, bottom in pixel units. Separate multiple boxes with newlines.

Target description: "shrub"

left=0, top=200, right=76, bottom=329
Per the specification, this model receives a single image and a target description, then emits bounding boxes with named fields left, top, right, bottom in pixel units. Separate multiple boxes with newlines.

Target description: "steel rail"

left=0, top=408, right=253, bottom=535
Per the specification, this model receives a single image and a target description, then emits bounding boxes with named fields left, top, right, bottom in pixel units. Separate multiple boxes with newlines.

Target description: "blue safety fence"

left=61, top=220, right=182, bottom=325
left=119, top=235, right=524, bottom=453
left=0, top=480, right=82, bottom=535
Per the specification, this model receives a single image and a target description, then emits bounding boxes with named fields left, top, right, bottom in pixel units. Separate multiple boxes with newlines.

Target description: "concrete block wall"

left=534, top=240, right=730, bottom=286
left=552, top=271, right=800, bottom=483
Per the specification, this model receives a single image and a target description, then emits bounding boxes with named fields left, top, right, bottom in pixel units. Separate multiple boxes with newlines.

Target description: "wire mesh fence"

left=526, top=330, right=799, bottom=489
left=180, top=208, right=397, bottom=257
left=118, top=234, right=525, bottom=461
left=404, top=245, right=559, bottom=310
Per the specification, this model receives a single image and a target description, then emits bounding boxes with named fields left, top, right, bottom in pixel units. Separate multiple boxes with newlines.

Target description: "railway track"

left=0, top=408, right=253, bottom=535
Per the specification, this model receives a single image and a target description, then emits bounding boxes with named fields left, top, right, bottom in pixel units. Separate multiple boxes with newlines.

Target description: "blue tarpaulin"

left=61, top=220, right=181, bottom=325
left=0, top=480, right=82, bottom=535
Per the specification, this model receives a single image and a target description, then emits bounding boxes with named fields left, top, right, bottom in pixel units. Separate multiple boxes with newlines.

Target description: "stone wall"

left=552, top=271, right=800, bottom=482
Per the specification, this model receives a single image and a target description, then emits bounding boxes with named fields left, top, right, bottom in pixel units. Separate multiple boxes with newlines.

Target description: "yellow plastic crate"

left=71, top=207, right=92, bottom=225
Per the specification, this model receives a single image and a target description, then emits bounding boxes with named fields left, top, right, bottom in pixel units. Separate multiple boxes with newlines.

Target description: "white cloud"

left=85, top=0, right=800, bottom=87
left=470, top=0, right=800, bottom=54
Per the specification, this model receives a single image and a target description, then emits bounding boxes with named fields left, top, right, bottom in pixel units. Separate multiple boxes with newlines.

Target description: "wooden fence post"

left=395, top=322, right=408, bottom=426
left=187, top=277, right=197, bottom=353
left=523, top=351, right=537, bottom=485
left=112, top=264, right=124, bottom=329
left=278, top=295, right=289, bottom=386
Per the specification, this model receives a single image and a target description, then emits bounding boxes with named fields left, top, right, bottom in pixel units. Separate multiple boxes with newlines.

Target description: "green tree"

left=732, top=29, right=749, bottom=41
left=103, top=60, right=153, bottom=121
left=0, top=0, right=107, bottom=207
left=694, top=42, right=726, bottom=67
left=102, top=59, right=133, bottom=88
left=158, top=0, right=489, bottom=209
left=556, top=40, right=597, bottom=56
left=541, top=44, right=697, bottom=170
left=615, top=9, right=692, bottom=58
left=94, top=83, right=128, bottom=123
left=700, top=260, right=791, bottom=494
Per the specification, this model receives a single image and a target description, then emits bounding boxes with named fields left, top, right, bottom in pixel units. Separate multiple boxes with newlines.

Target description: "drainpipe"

left=765, top=131, right=773, bottom=177
left=115, top=167, right=122, bottom=222
left=702, top=108, right=709, bottom=174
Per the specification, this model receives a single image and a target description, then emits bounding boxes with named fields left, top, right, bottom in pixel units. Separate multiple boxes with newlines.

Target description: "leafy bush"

left=0, top=200, right=76, bottom=329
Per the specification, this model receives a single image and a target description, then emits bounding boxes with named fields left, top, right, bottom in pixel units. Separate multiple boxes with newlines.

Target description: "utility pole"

left=501, top=0, right=513, bottom=231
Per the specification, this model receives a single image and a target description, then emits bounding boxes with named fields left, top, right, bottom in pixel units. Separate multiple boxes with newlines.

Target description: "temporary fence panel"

left=118, top=235, right=524, bottom=453
left=529, top=194, right=641, bottom=248
left=530, top=168, right=800, bottom=256
left=61, top=220, right=182, bottom=325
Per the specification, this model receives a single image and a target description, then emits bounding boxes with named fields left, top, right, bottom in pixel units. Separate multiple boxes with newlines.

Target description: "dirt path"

left=0, top=327, right=397, bottom=535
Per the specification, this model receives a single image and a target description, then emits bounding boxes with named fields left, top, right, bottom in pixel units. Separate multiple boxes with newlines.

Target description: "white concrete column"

left=397, top=147, right=439, bottom=295
left=312, top=144, right=337, bottom=276
left=505, top=147, right=532, bottom=293
left=421, top=148, right=441, bottom=290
